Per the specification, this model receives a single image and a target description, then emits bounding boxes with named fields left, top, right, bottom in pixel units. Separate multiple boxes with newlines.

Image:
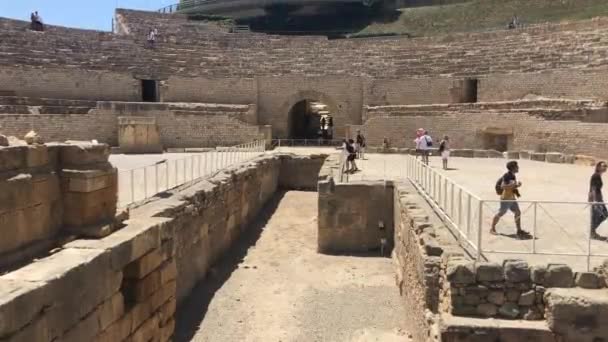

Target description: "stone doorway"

left=141, top=80, right=159, bottom=102
left=288, top=99, right=333, bottom=139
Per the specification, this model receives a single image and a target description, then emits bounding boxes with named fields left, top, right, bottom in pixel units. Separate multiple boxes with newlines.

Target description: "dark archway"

left=287, top=100, right=333, bottom=139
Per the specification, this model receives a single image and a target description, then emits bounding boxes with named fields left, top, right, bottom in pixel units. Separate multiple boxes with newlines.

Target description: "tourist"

left=31, top=11, right=44, bottom=32
left=147, top=28, right=157, bottom=48
left=438, top=135, right=450, bottom=170
left=507, top=14, right=519, bottom=29
left=345, top=139, right=358, bottom=173
left=355, top=129, right=366, bottom=160
left=327, top=116, right=333, bottom=139
left=589, top=161, right=608, bottom=240
left=490, top=161, right=530, bottom=239
left=415, top=129, right=432, bottom=165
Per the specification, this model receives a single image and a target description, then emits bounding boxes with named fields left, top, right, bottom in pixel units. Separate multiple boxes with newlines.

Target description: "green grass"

left=355, top=0, right=608, bottom=37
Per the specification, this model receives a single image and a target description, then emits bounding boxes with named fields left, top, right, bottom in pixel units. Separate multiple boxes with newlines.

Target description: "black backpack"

left=425, top=136, right=433, bottom=147
left=495, top=176, right=504, bottom=195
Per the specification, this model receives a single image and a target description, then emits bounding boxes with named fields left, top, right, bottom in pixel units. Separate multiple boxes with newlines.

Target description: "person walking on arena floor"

left=415, top=129, right=432, bottom=165
left=491, top=161, right=531, bottom=239
left=355, top=129, right=366, bottom=160
left=439, top=135, right=450, bottom=170
left=589, top=161, right=608, bottom=240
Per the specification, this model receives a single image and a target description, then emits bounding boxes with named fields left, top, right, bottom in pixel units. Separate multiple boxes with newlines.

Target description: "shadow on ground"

left=173, top=191, right=286, bottom=342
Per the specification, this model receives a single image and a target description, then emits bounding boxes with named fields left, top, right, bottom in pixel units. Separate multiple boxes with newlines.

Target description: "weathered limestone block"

left=518, top=290, right=536, bottom=306
left=446, top=260, right=476, bottom=285
left=486, top=150, right=504, bottom=159
left=544, top=264, right=574, bottom=288
left=477, top=303, right=498, bottom=317
left=530, top=152, right=546, bottom=162
left=24, top=130, right=43, bottom=145
left=476, top=262, right=504, bottom=282
left=487, top=291, right=506, bottom=305
left=575, top=272, right=603, bottom=289
left=118, top=117, right=163, bottom=154
left=531, top=265, right=547, bottom=284
left=450, top=149, right=474, bottom=158
left=562, top=154, right=576, bottom=164
left=545, top=288, right=608, bottom=341
left=60, top=292, right=125, bottom=342
left=503, top=259, right=530, bottom=283
left=473, top=149, right=489, bottom=158
left=498, top=302, right=520, bottom=318
left=545, top=152, right=563, bottom=163
left=0, top=135, right=8, bottom=147
left=519, top=150, right=532, bottom=159
left=60, top=143, right=110, bottom=167
left=575, top=154, right=596, bottom=166
left=505, top=151, right=520, bottom=159
left=65, top=217, right=167, bottom=271
left=0, top=279, right=50, bottom=338
left=124, top=248, right=166, bottom=279
left=0, top=146, right=28, bottom=172
left=62, top=184, right=117, bottom=227
left=61, top=168, right=117, bottom=193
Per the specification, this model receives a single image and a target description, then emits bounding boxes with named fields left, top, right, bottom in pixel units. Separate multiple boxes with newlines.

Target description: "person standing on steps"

left=491, top=161, right=531, bottom=239
left=439, top=135, right=450, bottom=170
left=589, top=161, right=608, bottom=240
left=147, top=28, right=157, bottom=48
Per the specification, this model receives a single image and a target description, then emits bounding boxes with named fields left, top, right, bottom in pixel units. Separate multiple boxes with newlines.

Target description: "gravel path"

left=174, top=191, right=411, bottom=342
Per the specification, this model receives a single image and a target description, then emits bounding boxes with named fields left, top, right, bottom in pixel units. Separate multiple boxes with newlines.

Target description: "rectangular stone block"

left=59, top=143, right=110, bottom=166
left=124, top=260, right=176, bottom=302
left=25, top=144, right=49, bottom=168
left=129, top=280, right=176, bottom=330
left=124, top=248, right=166, bottom=280
left=62, top=169, right=117, bottom=193
left=60, top=292, right=125, bottom=342
left=65, top=217, right=168, bottom=270
left=0, top=146, right=27, bottom=172
left=0, top=279, right=50, bottom=338
left=62, top=185, right=117, bottom=227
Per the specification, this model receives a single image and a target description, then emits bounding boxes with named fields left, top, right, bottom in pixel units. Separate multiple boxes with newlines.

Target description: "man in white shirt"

left=415, top=129, right=432, bottom=165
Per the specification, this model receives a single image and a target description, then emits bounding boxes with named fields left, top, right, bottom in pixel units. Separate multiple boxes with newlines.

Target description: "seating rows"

left=2, top=10, right=608, bottom=79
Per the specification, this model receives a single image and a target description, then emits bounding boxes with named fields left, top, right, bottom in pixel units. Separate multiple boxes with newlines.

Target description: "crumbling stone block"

left=498, top=302, right=520, bottom=318
left=530, top=152, right=546, bottom=162
left=545, top=152, right=563, bottom=163
left=544, top=264, right=574, bottom=288
left=518, top=290, right=536, bottom=306
left=476, top=262, right=504, bottom=282
left=447, top=261, right=476, bottom=285
left=477, top=303, right=498, bottom=317
left=575, top=272, right=602, bottom=289
left=487, top=291, right=506, bottom=305
left=503, top=259, right=530, bottom=283
left=545, top=288, right=608, bottom=341
left=531, top=265, right=546, bottom=284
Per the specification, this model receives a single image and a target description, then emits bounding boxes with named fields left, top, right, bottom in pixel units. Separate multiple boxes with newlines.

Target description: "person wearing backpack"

left=490, top=161, right=531, bottom=239
left=415, top=129, right=432, bottom=165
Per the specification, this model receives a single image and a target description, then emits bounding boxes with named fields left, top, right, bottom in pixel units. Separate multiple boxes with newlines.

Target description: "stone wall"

left=0, top=153, right=325, bottom=342
left=0, top=142, right=118, bottom=271
left=318, top=179, right=394, bottom=254
left=0, top=100, right=266, bottom=148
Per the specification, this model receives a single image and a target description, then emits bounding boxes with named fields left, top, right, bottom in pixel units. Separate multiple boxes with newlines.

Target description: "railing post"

left=466, top=193, right=471, bottom=237
left=174, top=160, right=178, bottom=187
left=477, top=200, right=483, bottom=260
left=155, top=163, right=159, bottom=194
left=587, top=205, right=592, bottom=271
left=191, top=156, right=194, bottom=180
left=458, top=188, right=462, bottom=226
left=443, top=178, right=448, bottom=210
left=532, top=202, right=537, bottom=253
left=166, top=161, right=169, bottom=190
left=450, top=183, right=455, bottom=218
left=144, top=167, right=148, bottom=198
left=130, top=169, right=135, bottom=204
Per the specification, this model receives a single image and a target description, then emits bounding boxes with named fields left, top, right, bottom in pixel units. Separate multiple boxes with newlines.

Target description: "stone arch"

left=279, top=90, right=342, bottom=139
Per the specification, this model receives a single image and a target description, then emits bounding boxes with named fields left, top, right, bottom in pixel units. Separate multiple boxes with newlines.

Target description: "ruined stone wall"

left=0, top=154, right=324, bottom=342
left=358, top=109, right=608, bottom=159
left=0, top=143, right=117, bottom=271
left=317, top=179, right=394, bottom=254
left=0, top=100, right=265, bottom=148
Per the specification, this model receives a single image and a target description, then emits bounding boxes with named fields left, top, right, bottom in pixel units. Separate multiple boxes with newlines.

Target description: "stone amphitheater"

left=2, top=7, right=608, bottom=342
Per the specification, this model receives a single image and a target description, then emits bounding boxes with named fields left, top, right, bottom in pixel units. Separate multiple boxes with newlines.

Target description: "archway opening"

left=288, top=100, right=334, bottom=139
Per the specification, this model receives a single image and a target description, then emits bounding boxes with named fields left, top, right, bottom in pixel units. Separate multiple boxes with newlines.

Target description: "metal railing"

left=405, top=155, right=608, bottom=271
left=117, top=140, right=265, bottom=207
left=158, top=0, right=221, bottom=13
left=271, top=139, right=343, bottom=148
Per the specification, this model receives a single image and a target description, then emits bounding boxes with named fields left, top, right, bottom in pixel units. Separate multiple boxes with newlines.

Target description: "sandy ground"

left=174, top=191, right=411, bottom=342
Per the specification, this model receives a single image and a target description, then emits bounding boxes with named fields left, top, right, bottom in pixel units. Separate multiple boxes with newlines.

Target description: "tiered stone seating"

left=3, top=11, right=608, bottom=78
left=0, top=96, right=97, bottom=114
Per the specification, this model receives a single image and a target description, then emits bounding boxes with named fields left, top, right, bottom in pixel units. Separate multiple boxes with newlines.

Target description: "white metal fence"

left=405, top=155, right=608, bottom=271
left=117, top=140, right=265, bottom=207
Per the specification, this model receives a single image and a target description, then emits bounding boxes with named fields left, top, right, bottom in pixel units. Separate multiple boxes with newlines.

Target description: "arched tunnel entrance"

left=288, top=99, right=334, bottom=140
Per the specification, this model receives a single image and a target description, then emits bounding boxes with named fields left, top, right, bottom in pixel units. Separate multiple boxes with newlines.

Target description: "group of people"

left=490, top=160, right=608, bottom=241
left=414, top=128, right=451, bottom=170
left=341, top=130, right=366, bottom=173
left=30, top=11, right=44, bottom=32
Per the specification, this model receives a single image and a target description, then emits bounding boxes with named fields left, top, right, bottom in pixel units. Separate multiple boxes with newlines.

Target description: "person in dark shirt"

left=355, top=129, right=366, bottom=160
left=491, top=161, right=530, bottom=239
left=589, top=161, right=608, bottom=240
left=346, top=139, right=358, bottom=173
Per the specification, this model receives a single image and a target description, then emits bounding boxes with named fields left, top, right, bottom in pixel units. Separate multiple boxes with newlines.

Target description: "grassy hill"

left=355, top=0, right=608, bottom=37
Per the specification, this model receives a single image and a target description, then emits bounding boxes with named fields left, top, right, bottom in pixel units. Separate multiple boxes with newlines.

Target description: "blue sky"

left=0, top=0, right=176, bottom=31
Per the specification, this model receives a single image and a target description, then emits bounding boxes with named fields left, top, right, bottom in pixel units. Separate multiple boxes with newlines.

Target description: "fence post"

left=450, top=183, right=455, bottom=218
left=166, top=161, right=169, bottom=190
left=143, top=167, right=148, bottom=198
left=458, top=188, right=462, bottom=226
left=466, top=193, right=471, bottom=237
left=130, top=169, right=135, bottom=204
left=477, top=200, right=483, bottom=260
left=175, top=160, right=178, bottom=187
left=587, top=208, right=592, bottom=271
left=532, top=202, right=537, bottom=253
left=155, top=163, right=159, bottom=194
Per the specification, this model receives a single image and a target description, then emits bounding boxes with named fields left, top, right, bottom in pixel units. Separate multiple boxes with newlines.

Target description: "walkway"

left=174, top=191, right=410, bottom=342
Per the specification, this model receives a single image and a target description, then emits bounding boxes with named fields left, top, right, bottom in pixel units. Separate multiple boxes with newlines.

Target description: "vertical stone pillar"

left=118, top=117, right=163, bottom=154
